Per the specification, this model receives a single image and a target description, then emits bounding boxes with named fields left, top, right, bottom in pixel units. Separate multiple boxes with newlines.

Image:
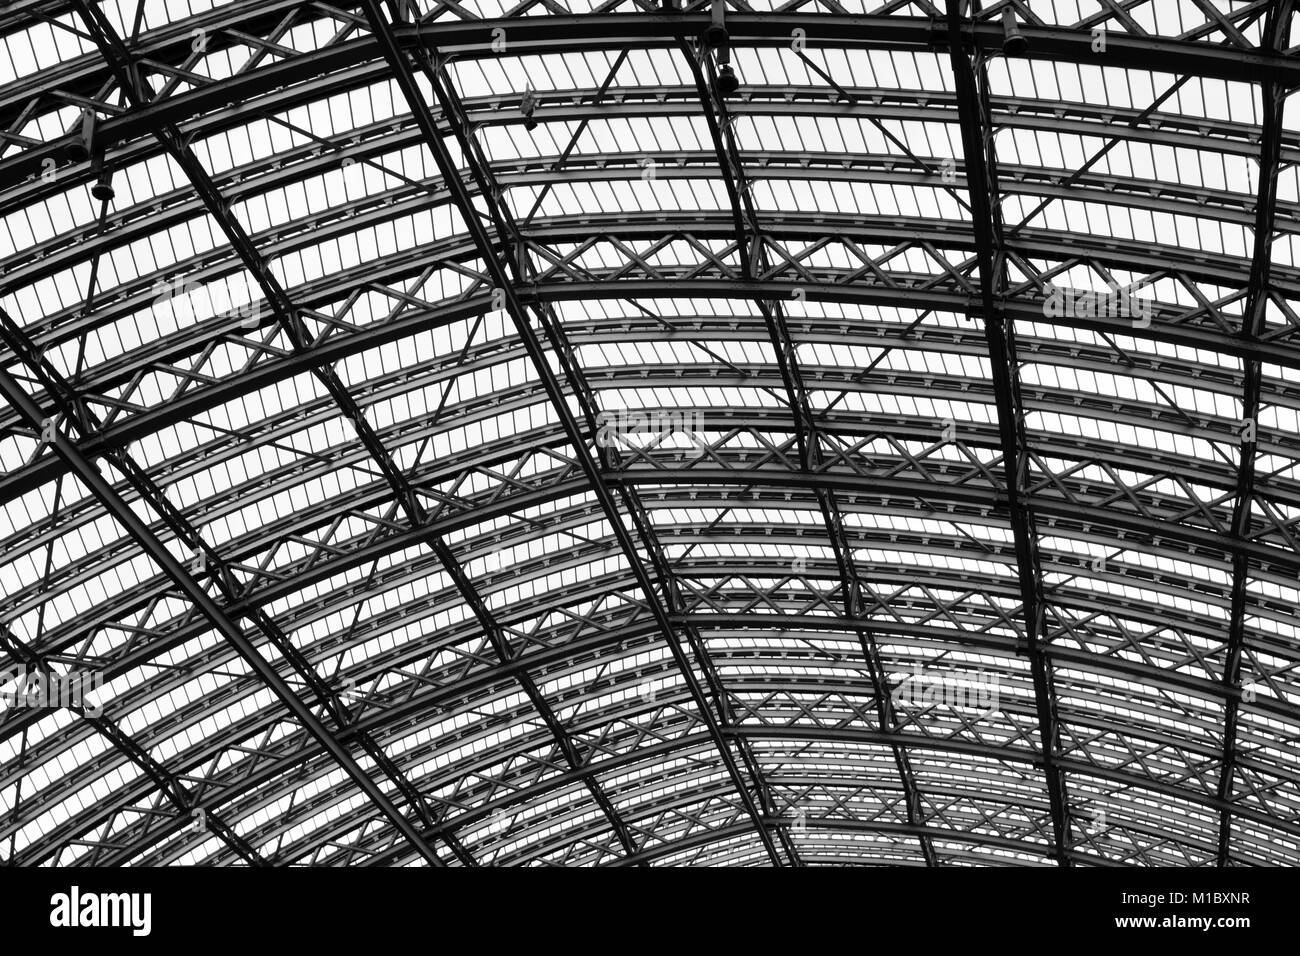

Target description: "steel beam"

left=0, top=306, right=1257, bottom=513
left=726, top=725, right=1298, bottom=845
left=2, top=147, right=1285, bottom=300
left=3, top=84, right=1285, bottom=218
left=608, top=817, right=1098, bottom=868
left=680, top=33, right=936, bottom=866
left=1217, top=0, right=1295, bottom=868
left=4, top=508, right=1274, bottom=838
left=21, top=583, right=1296, bottom=867
left=8, top=447, right=1295, bottom=750
left=2, top=495, right=1246, bottom=674
left=259, top=636, right=1247, bottom=865
left=13, top=536, right=1276, bottom=766
left=4, top=8, right=1300, bottom=181
left=943, top=0, right=1069, bottom=864
left=245, top=662, right=1236, bottom=865
left=9, top=212, right=1300, bottom=391
left=0, top=343, right=1264, bottom=524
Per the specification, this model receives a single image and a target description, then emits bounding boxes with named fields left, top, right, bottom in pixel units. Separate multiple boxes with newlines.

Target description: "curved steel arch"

left=1, top=0, right=1299, bottom=868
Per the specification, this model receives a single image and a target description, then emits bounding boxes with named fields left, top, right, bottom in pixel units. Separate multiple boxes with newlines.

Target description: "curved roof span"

left=0, top=0, right=1298, bottom=867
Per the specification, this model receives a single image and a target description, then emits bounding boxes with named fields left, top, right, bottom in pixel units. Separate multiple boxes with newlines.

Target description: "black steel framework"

left=942, top=0, right=1068, bottom=864
left=0, top=0, right=1297, bottom=867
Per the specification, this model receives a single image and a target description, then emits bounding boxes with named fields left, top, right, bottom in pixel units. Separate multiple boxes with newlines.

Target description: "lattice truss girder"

left=0, top=0, right=1299, bottom=867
